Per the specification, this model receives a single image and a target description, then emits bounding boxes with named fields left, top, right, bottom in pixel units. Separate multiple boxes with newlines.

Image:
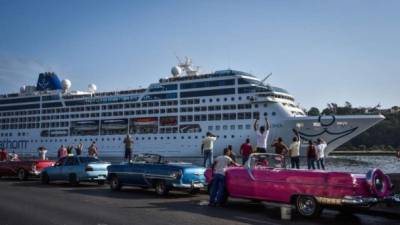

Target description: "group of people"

left=0, top=148, right=19, bottom=161
left=205, top=116, right=328, bottom=206
left=55, top=142, right=97, bottom=159
left=201, top=117, right=328, bottom=170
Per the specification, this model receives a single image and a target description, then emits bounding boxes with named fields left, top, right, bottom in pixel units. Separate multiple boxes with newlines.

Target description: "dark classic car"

left=205, top=153, right=400, bottom=217
left=107, top=154, right=206, bottom=196
left=0, top=158, right=55, bottom=181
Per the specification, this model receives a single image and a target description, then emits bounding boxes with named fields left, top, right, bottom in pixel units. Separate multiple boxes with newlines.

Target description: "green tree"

left=307, top=107, right=320, bottom=116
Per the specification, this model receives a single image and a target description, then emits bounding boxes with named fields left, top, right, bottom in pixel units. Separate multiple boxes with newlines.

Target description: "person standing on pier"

left=307, top=140, right=317, bottom=170
left=316, top=138, right=327, bottom=170
left=75, top=143, right=83, bottom=156
left=253, top=116, right=270, bottom=153
left=201, top=132, right=217, bottom=168
left=57, top=145, right=67, bottom=159
left=38, top=146, right=47, bottom=160
left=289, top=129, right=301, bottom=169
left=88, top=142, right=98, bottom=158
left=209, top=148, right=239, bottom=206
left=123, top=134, right=133, bottom=162
left=0, top=148, right=8, bottom=161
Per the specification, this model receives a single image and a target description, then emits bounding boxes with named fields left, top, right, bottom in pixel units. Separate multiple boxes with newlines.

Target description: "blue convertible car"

left=41, top=156, right=111, bottom=186
left=107, top=154, right=206, bottom=195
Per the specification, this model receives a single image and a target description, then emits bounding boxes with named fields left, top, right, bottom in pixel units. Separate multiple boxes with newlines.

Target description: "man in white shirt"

left=316, top=138, right=327, bottom=170
left=201, top=132, right=217, bottom=168
left=254, top=116, right=270, bottom=153
left=209, top=148, right=239, bottom=206
left=289, top=129, right=301, bottom=169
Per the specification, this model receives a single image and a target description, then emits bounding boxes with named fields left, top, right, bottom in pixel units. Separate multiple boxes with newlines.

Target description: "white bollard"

left=280, top=206, right=292, bottom=220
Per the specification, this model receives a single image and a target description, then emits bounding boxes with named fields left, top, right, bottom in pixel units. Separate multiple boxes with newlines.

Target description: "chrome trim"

left=341, top=196, right=378, bottom=206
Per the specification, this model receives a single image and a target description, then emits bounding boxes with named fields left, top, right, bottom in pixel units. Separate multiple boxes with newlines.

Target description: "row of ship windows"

left=0, top=95, right=253, bottom=116
left=11, top=133, right=241, bottom=144
left=0, top=112, right=262, bottom=129
left=0, top=102, right=260, bottom=120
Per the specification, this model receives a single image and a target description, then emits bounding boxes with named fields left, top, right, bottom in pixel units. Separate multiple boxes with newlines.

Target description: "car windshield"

left=78, top=157, right=100, bottom=164
left=133, top=154, right=163, bottom=164
left=247, top=153, right=285, bottom=170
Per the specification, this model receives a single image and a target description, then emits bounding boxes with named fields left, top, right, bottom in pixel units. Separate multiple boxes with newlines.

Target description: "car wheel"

left=155, top=180, right=169, bottom=196
left=97, top=180, right=105, bottom=186
left=69, top=174, right=79, bottom=186
left=109, top=175, right=121, bottom=191
left=296, top=195, right=322, bottom=218
left=41, top=173, right=50, bottom=184
left=17, top=169, right=28, bottom=181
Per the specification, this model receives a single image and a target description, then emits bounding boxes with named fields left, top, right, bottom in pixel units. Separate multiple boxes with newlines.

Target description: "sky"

left=0, top=0, right=399, bottom=110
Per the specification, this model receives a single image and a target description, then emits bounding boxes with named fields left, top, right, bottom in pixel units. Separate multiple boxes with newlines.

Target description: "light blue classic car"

left=40, top=156, right=110, bottom=186
left=107, top=154, right=206, bottom=195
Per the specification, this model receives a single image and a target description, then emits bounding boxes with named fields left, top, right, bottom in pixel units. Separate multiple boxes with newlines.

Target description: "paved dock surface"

left=0, top=179, right=398, bottom=225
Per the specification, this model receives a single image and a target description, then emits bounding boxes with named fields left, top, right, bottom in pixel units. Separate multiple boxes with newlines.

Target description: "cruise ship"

left=0, top=58, right=384, bottom=158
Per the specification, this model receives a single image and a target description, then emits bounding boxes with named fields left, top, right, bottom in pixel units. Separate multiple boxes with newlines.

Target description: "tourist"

left=240, top=138, right=253, bottom=165
left=57, top=145, right=68, bottom=159
left=0, top=148, right=8, bottom=161
left=75, top=143, right=83, bottom=156
left=396, top=149, right=400, bottom=161
left=316, top=138, right=327, bottom=170
left=88, top=142, right=98, bottom=158
left=67, top=145, right=74, bottom=155
left=201, top=132, right=217, bottom=168
left=289, top=129, right=301, bottom=169
left=307, top=140, right=317, bottom=170
left=271, top=137, right=289, bottom=156
left=227, top=145, right=237, bottom=162
left=10, top=151, right=19, bottom=161
left=209, top=148, right=239, bottom=206
left=38, top=146, right=47, bottom=160
left=123, top=134, right=133, bottom=162
left=253, top=116, right=270, bottom=153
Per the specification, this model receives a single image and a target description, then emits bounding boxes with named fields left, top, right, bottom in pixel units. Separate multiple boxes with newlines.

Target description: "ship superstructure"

left=0, top=59, right=384, bottom=157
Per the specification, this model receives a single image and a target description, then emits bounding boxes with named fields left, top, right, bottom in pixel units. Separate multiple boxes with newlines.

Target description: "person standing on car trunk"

left=254, top=116, right=270, bottom=153
left=124, top=134, right=133, bottom=162
left=209, top=148, right=238, bottom=206
left=75, top=143, right=83, bottom=156
left=201, top=132, right=217, bottom=168
left=307, top=140, right=317, bottom=170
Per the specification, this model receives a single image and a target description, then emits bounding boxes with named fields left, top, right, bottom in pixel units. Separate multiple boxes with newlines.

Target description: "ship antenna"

left=261, top=73, right=272, bottom=85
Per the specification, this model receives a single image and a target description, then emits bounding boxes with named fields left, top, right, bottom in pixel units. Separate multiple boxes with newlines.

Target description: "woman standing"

left=307, top=140, right=317, bottom=170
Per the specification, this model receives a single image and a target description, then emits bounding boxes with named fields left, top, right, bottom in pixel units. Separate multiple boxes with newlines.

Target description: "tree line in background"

left=305, top=102, right=400, bottom=151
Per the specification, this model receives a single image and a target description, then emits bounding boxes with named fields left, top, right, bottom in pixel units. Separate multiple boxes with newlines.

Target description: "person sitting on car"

left=0, top=148, right=8, bottom=161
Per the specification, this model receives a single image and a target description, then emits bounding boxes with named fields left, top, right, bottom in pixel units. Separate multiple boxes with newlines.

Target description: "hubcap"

left=298, top=197, right=316, bottom=216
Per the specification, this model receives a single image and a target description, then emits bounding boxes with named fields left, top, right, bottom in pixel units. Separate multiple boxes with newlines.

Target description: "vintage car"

left=107, top=154, right=206, bottom=196
left=0, top=158, right=55, bottom=181
left=40, top=156, right=110, bottom=186
left=205, top=153, right=400, bottom=217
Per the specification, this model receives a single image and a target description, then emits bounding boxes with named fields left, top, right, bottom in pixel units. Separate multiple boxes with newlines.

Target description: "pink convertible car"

left=205, top=153, right=399, bottom=217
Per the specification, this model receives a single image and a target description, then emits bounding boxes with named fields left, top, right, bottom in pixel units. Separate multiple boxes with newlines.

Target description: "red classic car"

left=205, top=153, right=399, bottom=217
left=0, top=158, right=55, bottom=181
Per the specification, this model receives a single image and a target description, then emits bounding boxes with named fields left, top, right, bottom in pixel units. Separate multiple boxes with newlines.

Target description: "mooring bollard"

left=280, top=206, right=292, bottom=220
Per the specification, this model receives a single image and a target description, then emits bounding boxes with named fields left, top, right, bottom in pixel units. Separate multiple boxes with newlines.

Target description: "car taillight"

left=85, top=166, right=94, bottom=171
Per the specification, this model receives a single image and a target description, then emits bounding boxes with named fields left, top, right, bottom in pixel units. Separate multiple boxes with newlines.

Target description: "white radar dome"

left=88, top=84, right=97, bottom=93
left=61, top=79, right=72, bottom=90
left=171, top=66, right=182, bottom=77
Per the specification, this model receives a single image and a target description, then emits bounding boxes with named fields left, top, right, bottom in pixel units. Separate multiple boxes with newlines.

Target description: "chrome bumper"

left=341, top=196, right=379, bottom=206
left=341, top=194, right=400, bottom=206
left=172, top=182, right=204, bottom=189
